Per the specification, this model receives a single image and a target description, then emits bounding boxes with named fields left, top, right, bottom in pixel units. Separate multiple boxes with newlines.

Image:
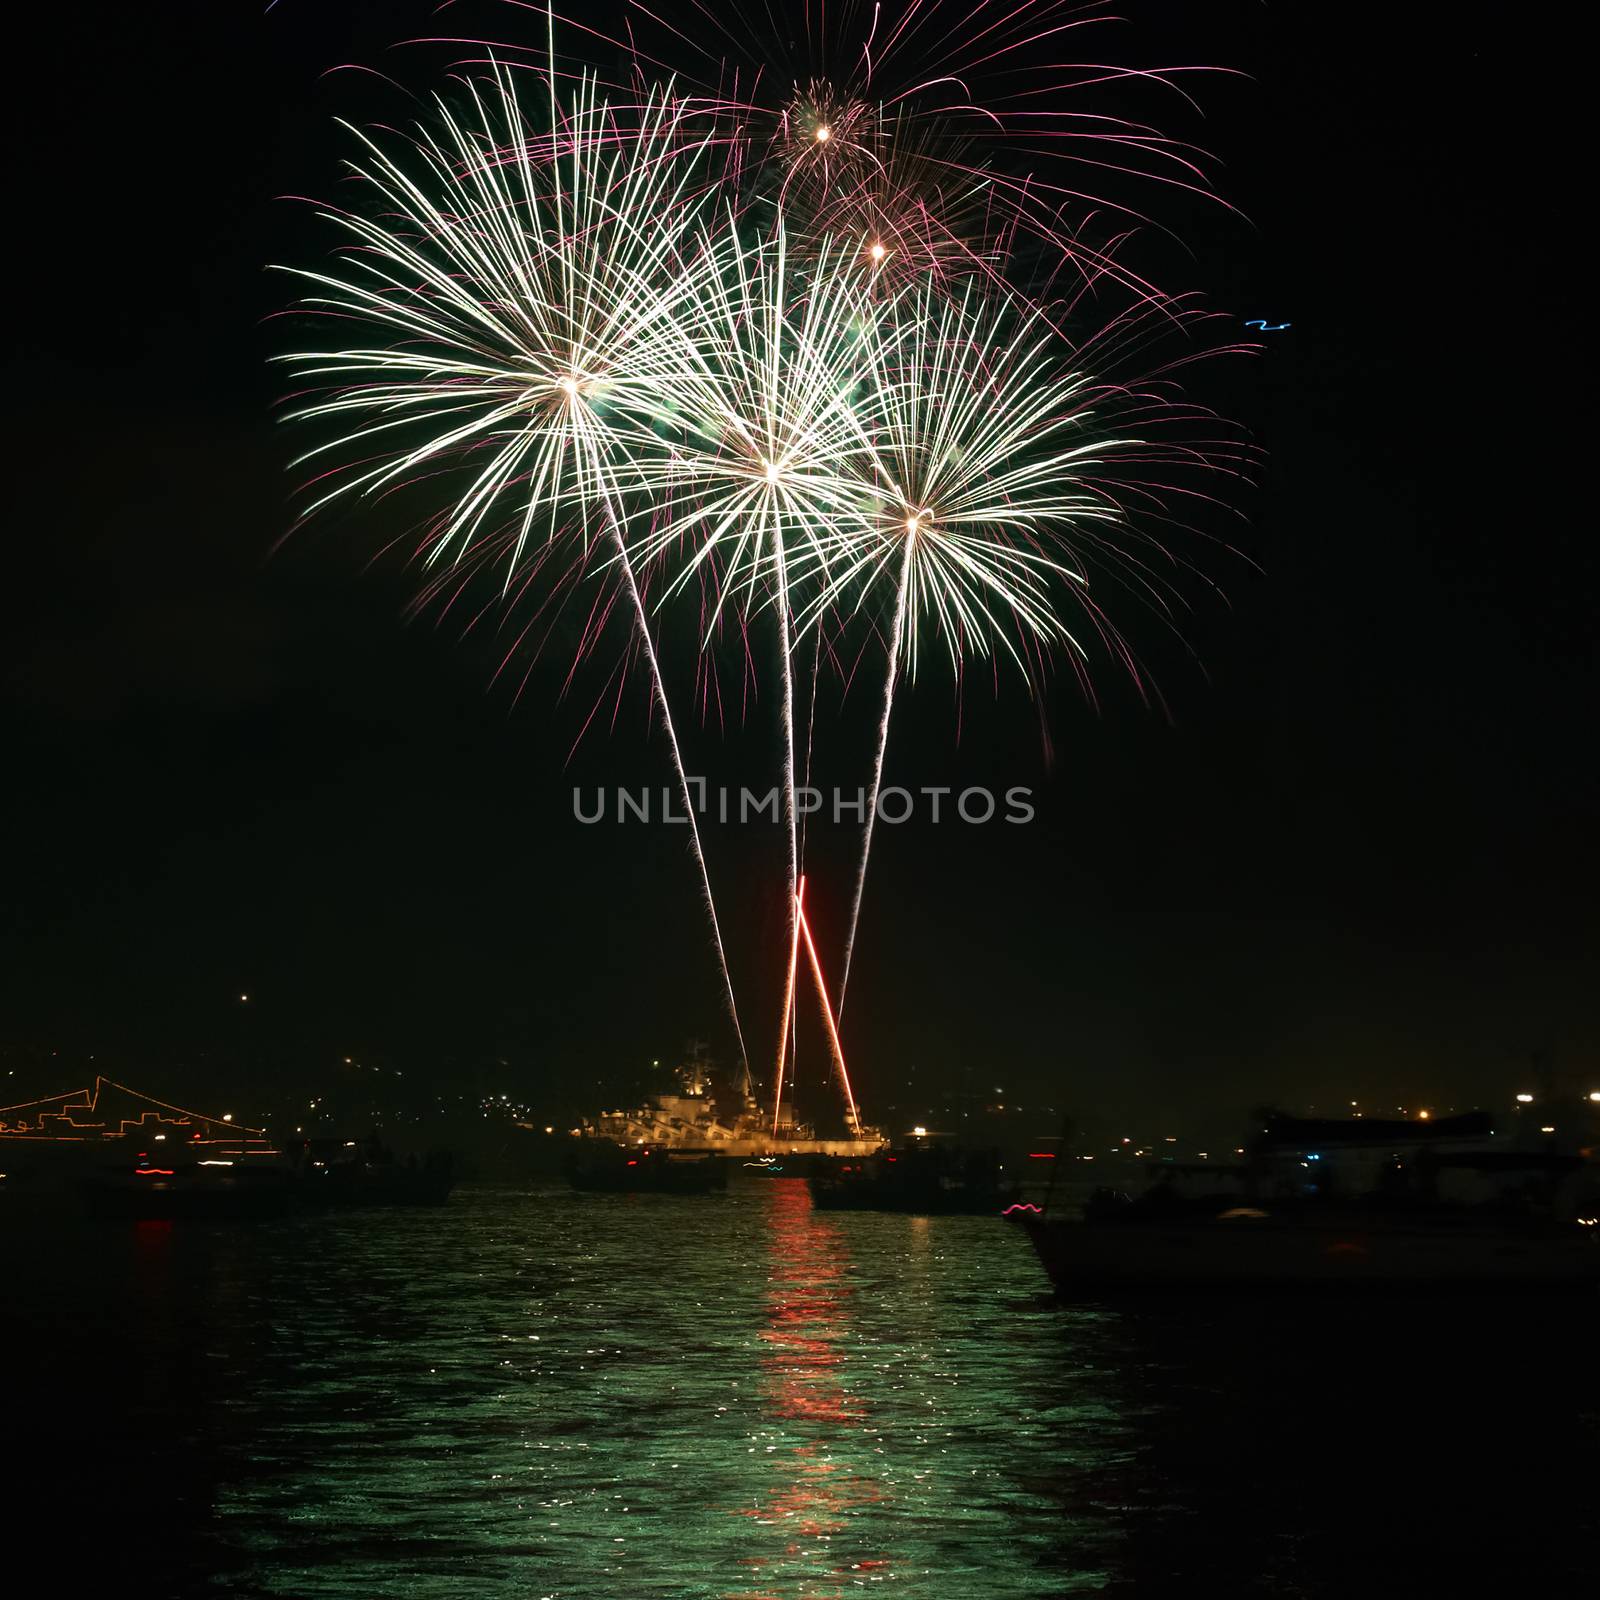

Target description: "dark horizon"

left=2, top=1, right=1592, bottom=1139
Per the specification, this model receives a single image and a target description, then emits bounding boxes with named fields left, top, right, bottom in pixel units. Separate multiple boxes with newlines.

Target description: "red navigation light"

left=135, top=1168, right=175, bottom=1177
left=1027, top=1152, right=1057, bottom=1159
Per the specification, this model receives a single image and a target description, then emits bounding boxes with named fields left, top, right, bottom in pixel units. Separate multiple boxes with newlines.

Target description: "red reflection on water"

left=726, top=1178, right=891, bottom=1599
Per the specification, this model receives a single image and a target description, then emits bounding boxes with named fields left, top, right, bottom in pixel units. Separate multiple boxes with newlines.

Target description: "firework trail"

left=796, top=890, right=862, bottom=1135
left=620, top=226, right=886, bottom=1088
left=836, top=526, right=913, bottom=1020
left=773, top=523, right=799, bottom=1054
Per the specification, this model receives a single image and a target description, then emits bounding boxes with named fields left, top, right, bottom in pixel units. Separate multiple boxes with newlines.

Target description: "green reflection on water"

left=189, top=1182, right=1124, bottom=1596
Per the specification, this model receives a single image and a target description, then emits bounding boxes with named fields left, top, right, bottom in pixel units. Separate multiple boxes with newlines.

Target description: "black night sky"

left=2, top=2, right=1591, bottom=1137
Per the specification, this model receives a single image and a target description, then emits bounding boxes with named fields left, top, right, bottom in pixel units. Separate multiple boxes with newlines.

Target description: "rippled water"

left=6, top=1180, right=1596, bottom=1595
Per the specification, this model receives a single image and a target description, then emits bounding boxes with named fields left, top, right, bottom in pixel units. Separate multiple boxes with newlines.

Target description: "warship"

left=576, top=1043, right=885, bottom=1161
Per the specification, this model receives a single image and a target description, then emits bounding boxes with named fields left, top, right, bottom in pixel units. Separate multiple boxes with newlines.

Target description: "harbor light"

left=1516, top=1094, right=1534, bottom=1104
left=912, top=1125, right=928, bottom=1137
left=1589, top=1092, right=1600, bottom=1103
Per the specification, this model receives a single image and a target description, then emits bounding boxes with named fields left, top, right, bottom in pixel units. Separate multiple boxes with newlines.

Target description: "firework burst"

left=474, top=0, right=1234, bottom=309
left=277, top=10, right=1250, bottom=1124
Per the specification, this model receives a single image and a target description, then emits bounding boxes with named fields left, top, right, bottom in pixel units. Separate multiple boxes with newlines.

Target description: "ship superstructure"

left=582, top=1044, right=884, bottom=1158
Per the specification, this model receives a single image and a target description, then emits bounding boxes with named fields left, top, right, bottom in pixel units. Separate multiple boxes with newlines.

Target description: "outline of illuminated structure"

left=0, top=1077, right=277, bottom=1159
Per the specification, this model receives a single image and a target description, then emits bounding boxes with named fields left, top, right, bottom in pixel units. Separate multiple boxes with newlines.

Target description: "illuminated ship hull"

left=575, top=1049, right=886, bottom=1171
left=1017, top=1213, right=1600, bottom=1291
left=582, top=1105, right=884, bottom=1160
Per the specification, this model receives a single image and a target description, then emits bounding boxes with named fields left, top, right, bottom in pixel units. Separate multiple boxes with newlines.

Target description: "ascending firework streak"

left=275, top=65, right=755, bottom=1073
left=770, top=875, right=805, bottom=1136
left=837, top=527, right=914, bottom=1021
left=796, top=892, right=863, bottom=1135
left=770, top=875, right=862, bottom=1137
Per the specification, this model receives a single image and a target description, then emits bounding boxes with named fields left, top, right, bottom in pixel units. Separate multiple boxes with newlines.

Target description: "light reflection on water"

left=8, top=1181, right=1121, bottom=1595
left=204, top=1178, right=1122, bottom=1597
left=733, top=1178, right=889, bottom=1597
left=8, top=1181, right=1594, bottom=1595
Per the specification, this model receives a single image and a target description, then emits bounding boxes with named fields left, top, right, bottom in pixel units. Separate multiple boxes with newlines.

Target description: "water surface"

left=5, top=1180, right=1594, bottom=1594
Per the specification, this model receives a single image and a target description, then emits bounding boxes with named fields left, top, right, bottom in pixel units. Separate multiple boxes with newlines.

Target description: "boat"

left=1018, top=1208, right=1600, bottom=1289
left=1, top=1076, right=297, bottom=1219
left=1016, top=1111, right=1600, bottom=1291
left=0, top=1078, right=456, bottom=1217
left=809, top=1141, right=1019, bottom=1215
left=566, top=1140, right=727, bottom=1194
left=291, top=1136, right=456, bottom=1209
left=78, top=1157, right=299, bottom=1220
left=573, top=1042, right=886, bottom=1166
